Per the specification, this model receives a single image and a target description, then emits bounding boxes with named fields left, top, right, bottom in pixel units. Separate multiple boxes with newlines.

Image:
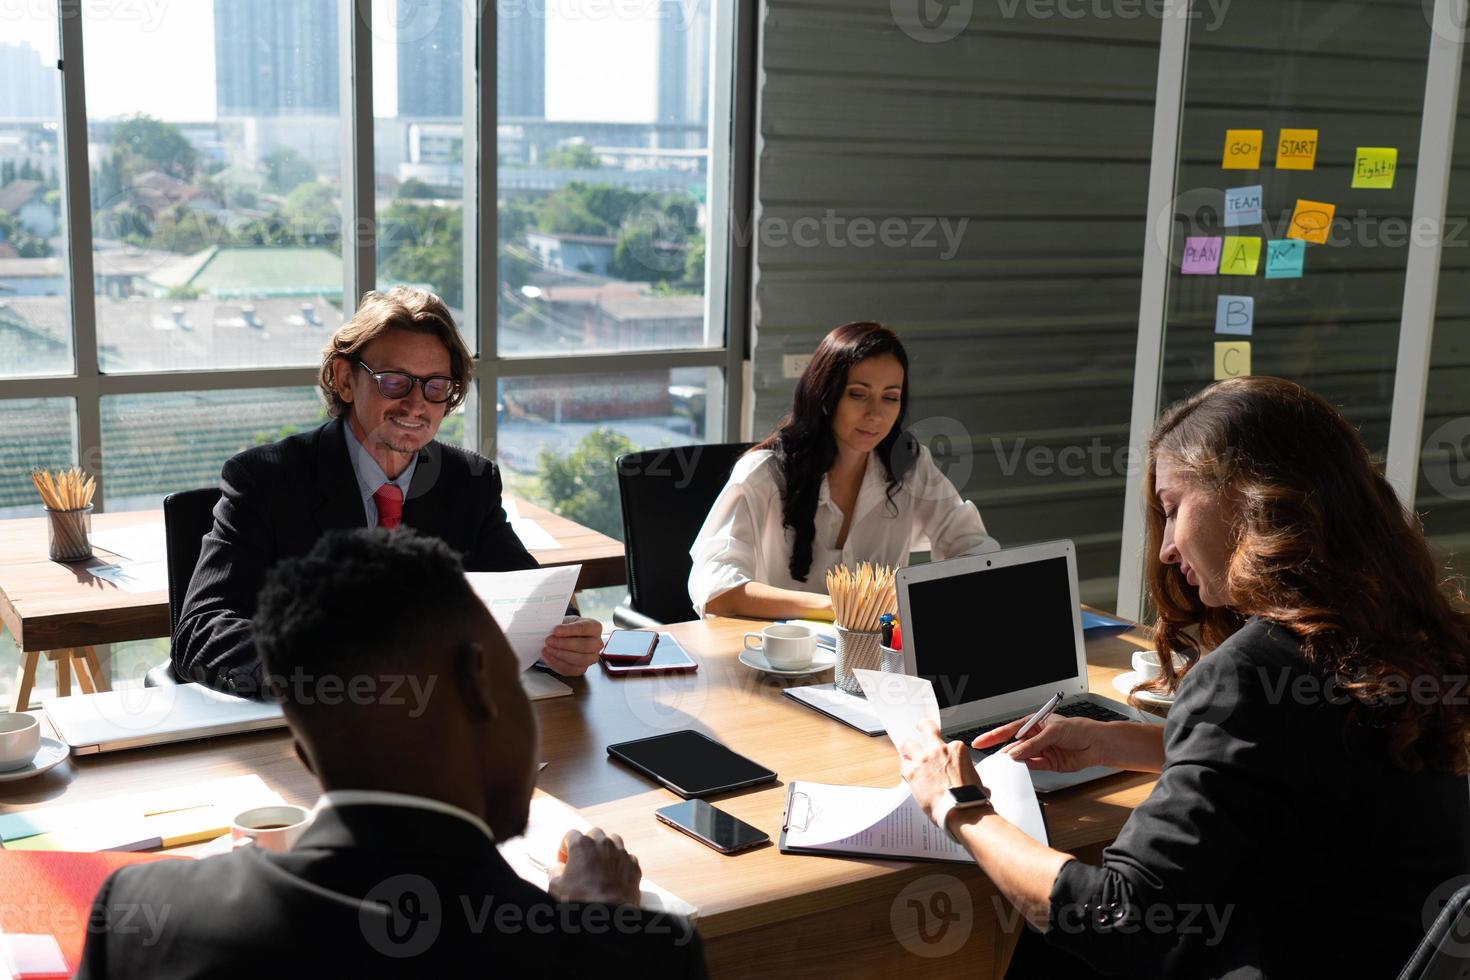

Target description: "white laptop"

left=895, top=539, right=1142, bottom=792
left=43, top=683, right=287, bottom=755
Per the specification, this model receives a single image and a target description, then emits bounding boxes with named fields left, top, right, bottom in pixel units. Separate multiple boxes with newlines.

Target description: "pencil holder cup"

left=834, top=626, right=882, bottom=696
left=46, top=504, right=93, bottom=562
left=879, top=644, right=904, bottom=675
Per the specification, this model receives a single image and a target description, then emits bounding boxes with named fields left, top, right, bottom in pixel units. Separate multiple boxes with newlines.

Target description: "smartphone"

left=600, top=629, right=659, bottom=664
left=655, top=799, right=770, bottom=854
left=601, top=634, right=699, bottom=676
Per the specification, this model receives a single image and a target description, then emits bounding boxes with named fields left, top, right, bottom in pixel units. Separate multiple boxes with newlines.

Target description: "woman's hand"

left=899, top=720, right=984, bottom=826
left=972, top=715, right=1109, bottom=773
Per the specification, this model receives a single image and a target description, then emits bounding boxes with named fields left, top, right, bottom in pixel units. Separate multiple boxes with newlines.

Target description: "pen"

left=880, top=613, right=894, bottom=648
left=1009, top=691, right=1064, bottom=745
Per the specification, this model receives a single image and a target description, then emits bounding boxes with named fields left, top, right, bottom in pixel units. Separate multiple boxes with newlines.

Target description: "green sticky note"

left=1352, top=147, right=1397, bottom=189
left=1265, top=239, right=1305, bottom=279
left=1219, top=236, right=1262, bottom=276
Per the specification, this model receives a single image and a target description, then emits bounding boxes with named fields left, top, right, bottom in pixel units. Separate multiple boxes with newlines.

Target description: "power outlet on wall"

left=782, top=354, right=813, bottom=379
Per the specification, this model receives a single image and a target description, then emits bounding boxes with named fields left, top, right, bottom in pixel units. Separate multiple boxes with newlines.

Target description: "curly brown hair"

left=1143, top=376, right=1470, bottom=774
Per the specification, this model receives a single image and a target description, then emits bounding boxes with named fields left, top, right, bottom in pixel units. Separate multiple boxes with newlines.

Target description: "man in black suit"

left=174, top=286, right=603, bottom=696
left=80, top=529, right=706, bottom=979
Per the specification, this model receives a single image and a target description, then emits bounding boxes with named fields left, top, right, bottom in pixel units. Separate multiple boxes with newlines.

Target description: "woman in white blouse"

left=689, top=321, right=999, bottom=620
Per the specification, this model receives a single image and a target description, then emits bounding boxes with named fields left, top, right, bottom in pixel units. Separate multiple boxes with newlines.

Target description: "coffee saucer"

left=0, top=737, right=70, bottom=782
left=1112, top=671, right=1176, bottom=707
left=739, top=648, right=835, bottom=677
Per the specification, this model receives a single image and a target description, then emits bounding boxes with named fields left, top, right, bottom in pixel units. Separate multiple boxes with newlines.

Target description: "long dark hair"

left=754, top=321, right=916, bottom=582
left=1144, top=376, right=1470, bottom=774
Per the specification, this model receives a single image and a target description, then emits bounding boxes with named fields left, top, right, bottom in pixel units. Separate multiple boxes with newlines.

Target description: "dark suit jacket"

left=173, top=417, right=538, bottom=696
left=77, top=802, right=708, bottom=980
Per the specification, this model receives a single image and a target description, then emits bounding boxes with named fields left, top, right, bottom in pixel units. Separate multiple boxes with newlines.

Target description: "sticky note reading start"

left=1276, top=128, right=1319, bottom=170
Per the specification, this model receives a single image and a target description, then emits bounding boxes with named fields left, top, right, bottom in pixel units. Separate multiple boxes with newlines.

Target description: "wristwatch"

left=932, top=785, right=990, bottom=841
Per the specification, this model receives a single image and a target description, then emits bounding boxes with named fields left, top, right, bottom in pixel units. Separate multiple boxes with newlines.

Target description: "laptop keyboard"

left=952, top=699, right=1133, bottom=756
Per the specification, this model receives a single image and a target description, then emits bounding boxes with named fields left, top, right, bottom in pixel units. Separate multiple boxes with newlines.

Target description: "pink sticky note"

left=1181, top=236, right=1222, bottom=275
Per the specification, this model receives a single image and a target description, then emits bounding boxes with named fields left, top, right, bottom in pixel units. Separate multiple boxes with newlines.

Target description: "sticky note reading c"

left=1352, top=147, right=1397, bottom=189
left=1276, top=128, right=1319, bottom=170
left=1222, top=129, right=1264, bottom=170
left=1287, top=200, right=1336, bottom=245
left=1215, top=295, right=1254, bottom=336
left=1215, top=341, right=1251, bottom=380
left=1219, top=236, right=1262, bottom=276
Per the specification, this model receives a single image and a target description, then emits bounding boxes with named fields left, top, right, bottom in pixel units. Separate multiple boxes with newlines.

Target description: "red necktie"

left=373, top=483, right=403, bottom=530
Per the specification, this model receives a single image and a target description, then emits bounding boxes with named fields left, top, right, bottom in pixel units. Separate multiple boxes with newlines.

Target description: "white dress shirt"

left=687, top=445, right=999, bottom=616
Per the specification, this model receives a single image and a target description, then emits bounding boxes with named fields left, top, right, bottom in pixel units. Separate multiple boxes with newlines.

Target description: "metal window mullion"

left=1384, top=0, right=1468, bottom=506
left=487, top=349, right=729, bottom=379
left=340, top=0, right=374, bottom=310
left=474, top=0, right=498, bottom=457
left=723, top=0, right=759, bottom=444
left=1115, top=0, right=1193, bottom=621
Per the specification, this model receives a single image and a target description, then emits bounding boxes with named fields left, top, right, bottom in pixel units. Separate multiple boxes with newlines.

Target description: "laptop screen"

left=905, top=555, right=1079, bottom=709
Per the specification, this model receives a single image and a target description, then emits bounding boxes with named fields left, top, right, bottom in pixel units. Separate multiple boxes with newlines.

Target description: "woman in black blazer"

left=899, top=376, right=1470, bottom=979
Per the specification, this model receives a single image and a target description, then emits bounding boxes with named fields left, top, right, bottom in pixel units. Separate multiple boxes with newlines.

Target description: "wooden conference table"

left=0, top=497, right=625, bottom=710
left=0, top=615, right=1161, bottom=978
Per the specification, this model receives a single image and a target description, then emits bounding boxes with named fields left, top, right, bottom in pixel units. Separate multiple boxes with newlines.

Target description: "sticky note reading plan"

left=1215, top=296, right=1254, bottom=336
left=1215, top=341, right=1251, bottom=380
left=1222, top=129, right=1263, bottom=169
left=1352, top=147, right=1397, bottom=189
left=1219, top=236, right=1261, bottom=276
left=1276, top=128, right=1319, bottom=170
left=1265, top=239, right=1305, bottom=279
left=1181, top=236, right=1222, bottom=275
left=1224, top=185, right=1263, bottom=227
left=1287, top=200, right=1335, bottom=245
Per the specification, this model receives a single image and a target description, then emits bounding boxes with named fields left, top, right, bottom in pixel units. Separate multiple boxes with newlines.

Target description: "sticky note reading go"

left=1219, top=236, right=1262, bottom=276
left=1275, top=129, right=1319, bottom=170
left=1215, top=341, right=1251, bottom=380
left=1287, top=200, right=1335, bottom=245
left=1352, top=147, right=1397, bottom=189
left=1222, top=129, right=1264, bottom=169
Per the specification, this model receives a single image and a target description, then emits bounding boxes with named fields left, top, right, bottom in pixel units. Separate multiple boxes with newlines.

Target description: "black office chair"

left=143, top=487, right=222, bottom=688
left=1399, top=883, right=1470, bottom=980
left=613, top=442, right=753, bottom=627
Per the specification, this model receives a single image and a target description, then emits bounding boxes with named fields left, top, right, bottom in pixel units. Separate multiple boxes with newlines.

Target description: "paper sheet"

left=88, top=523, right=166, bottom=563
left=89, top=560, right=168, bottom=594
left=783, top=781, right=972, bottom=862
left=466, top=565, right=581, bottom=671
left=0, top=934, right=67, bottom=979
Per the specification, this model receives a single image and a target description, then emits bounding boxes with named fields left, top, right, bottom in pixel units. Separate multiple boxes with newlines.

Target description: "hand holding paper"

left=466, top=565, right=582, bottom=672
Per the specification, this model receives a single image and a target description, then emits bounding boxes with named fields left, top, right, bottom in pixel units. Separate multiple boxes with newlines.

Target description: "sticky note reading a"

left=1222, top=129, right=1263, bottom=169
left=1181, top=236, right=1222, bottom=275
left=1215, top=341, right=1251, bottom=380
left=1215, top=296, right=1254, bottom=336
left=1352, top=147, right=1397, bottom=189
left=1276, top=128, right=1319, bottom=170
left=1265, top=239, right=1305, bottom=279
left=1287, top=200, right=1336, bottom=245
left=1219, top=236, right=1262, bottom=276
left=1224, top=185, right=1263, bottom=227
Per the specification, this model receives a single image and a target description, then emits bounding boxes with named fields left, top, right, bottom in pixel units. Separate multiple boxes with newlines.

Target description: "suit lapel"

left=313, top=417, right=369, bottom=532
left=403, top=439, right=446, bottom=538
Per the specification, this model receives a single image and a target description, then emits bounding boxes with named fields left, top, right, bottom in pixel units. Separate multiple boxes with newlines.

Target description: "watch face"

left=950, top=785, right=988, bottom=806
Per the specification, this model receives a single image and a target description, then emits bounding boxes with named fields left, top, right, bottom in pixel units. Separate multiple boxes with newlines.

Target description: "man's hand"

left=541, top=616, right=602, bottom=676
left=899, top=720, right=985, bottom=827
left=548, top=828, right=642, bottom=907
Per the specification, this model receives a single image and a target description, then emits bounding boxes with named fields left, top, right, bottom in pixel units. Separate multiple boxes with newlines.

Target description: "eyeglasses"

left=352, top=358, right=460, bottom=404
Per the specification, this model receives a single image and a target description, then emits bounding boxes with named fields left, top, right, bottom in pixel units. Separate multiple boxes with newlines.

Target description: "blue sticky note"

left=1265, top=239, right=1305, bottom=279
left=1215, top=295, right=1254, bottom=336
left=1224, top=185, right=1263, bottom=227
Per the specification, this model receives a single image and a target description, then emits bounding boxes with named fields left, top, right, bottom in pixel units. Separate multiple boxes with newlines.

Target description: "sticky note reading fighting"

left=1181, top=236, right=1222, bottom=275
left=1287, top=200, right=1335, bottom=245
left=1224, top=186, right=1263, bottom=227
left=1276, top=128, right=1319, bottom=170
left=1219, top=237, right=1261, bottom=276
left=1215, top=341, right=1251, bottom=380
left=1352, top=147, right=1397, bottom=189
left=1265, top=239, right=1305, bottom=279
left=1222, top=129, right=1263, bottom=169
left=1215, top=296, right=1254, bottom=336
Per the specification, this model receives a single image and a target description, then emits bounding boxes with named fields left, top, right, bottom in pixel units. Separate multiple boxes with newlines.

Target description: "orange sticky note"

left=1275, top=128, right=1319, bottom=170
left=1215, top=342, right=1251, bottom=380
left=1219, top=236, right=1262, bottom=276
left=1222, top=129, right=1263, bottom=169
left=1286, top=200, right=1335, bottom=245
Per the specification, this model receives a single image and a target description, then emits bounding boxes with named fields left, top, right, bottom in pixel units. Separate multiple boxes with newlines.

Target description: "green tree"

left=92, top=153, right=124, bottom=209
left=1, top=161, right=13, bottom=184
left=379, top=200, right=463, bottom=306
left=148, top=203, right=231, bottom=253
left=111, top=115, right=197, bottom=181
left=543, top=143, right=601, bottom=170
left=263, top=148, right=315, bottom=194
left=397, top=178, right=437, bottom=199
left=285, top=181, right=341, bottom=248
left=536, top=428, right=636, bottom=541
left=0, top=213, right=51, bottom=257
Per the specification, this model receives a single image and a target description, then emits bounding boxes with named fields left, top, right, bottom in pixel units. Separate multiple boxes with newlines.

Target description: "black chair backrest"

left=162, top=487, right=222, bottom=638
left=1399, top=882, right=1470, bottom=980
left=616, top=442, right=753, bottom=624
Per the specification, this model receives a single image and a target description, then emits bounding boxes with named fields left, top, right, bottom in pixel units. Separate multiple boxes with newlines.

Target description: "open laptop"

left=43, top=683, right=286, bottom=755
left=895, top=539, right=1141, bottom=792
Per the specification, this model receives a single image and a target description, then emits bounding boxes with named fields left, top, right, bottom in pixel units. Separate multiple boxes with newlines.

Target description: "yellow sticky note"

left=1222, top=129, right=1263, bottom=169
left=1287, top=200, right=1335, bottom=245
left=1275, top=128, right=1319, bottom=170
left=1352, top=147, right=1397, bottom=189
left=1215, top=342, right=1251, bottom=380
left=1219, top=236, right=1262, bottom=275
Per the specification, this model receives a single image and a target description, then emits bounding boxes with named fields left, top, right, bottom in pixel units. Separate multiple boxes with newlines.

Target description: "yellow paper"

left=1219, top=236, right=1262, bottom=276
left=1222, top=129, right=1263, bottom=169
left=1215, top=342, right=1251, bottom=380
left=1286, top=200, right=1335, bottom=245
left=1352, top=147, right=1397, bottom=189
left=1275, top=128, right=1319, bottom=170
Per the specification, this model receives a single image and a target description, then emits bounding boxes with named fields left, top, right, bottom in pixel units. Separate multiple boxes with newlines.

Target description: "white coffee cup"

left=744, top=624, right=817, bottom=670
left=0, top=712, right=40, bottom=772
left=231, top=804, right=311, bottom=852
left=1132, top=650, right=1187, bottom=683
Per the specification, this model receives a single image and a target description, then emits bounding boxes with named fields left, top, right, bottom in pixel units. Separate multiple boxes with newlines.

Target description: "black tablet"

left=606, top=730, right=776, bottom=799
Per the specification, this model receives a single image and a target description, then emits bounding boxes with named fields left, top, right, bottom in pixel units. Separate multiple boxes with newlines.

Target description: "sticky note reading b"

left=1219, top=236, right=1261, bottom=276
left=1215, top=296, right=1254, bottom=336
left=1215, top=341, right=1251, bottom=380
left=1222, top=129, right=1263, bottom=169
left=1265, top=239, right=1305, bottom=279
